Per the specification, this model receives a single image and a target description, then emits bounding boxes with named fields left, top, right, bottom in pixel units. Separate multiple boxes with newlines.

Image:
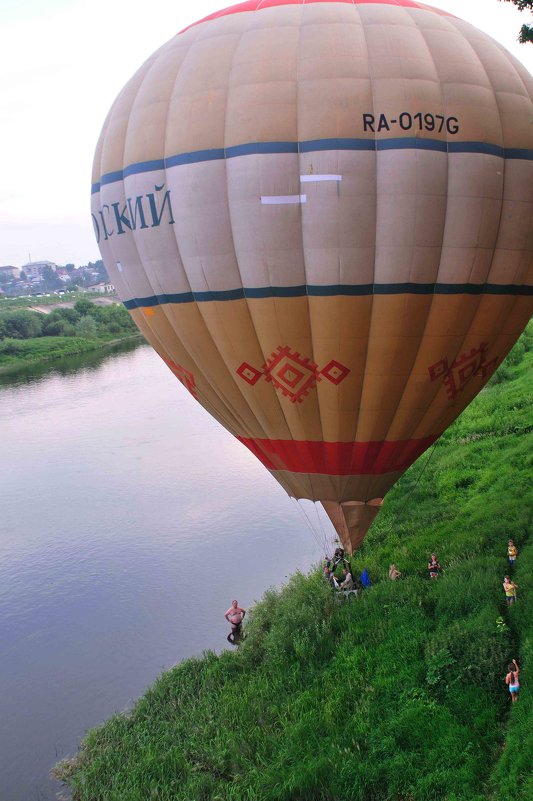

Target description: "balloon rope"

left=313, top=501, right=330, bottom=554
left=397, top=440, right=439, bottom=518
left=292, top=498, right=328, bottom=555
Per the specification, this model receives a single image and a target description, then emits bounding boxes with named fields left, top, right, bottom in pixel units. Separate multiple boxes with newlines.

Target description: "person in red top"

left=225, top=599, right=246, bottom=644
left=505, top=658, right=520, bottom=703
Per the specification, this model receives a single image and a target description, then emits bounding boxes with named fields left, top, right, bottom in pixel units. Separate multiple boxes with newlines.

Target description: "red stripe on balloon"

left=236, top=435, right=439, bottom=475
left=180, top=0, right=452, bottom=34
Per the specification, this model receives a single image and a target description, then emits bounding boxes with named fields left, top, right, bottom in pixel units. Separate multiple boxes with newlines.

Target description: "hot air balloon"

left=91, top=0, right=533, bottom=553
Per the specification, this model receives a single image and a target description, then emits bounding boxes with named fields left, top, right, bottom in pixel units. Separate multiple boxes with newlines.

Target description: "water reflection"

left=0, top=336, right=143, bottom=389
left=0, top=342, right=327, bottom=801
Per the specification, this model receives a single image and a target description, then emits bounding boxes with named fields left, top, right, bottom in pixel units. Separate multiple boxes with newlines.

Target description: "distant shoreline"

left=0, top=332, right=144, bottom=377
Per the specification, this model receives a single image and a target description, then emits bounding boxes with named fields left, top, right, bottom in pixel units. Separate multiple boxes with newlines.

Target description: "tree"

left=99, top=304, right=136, bottom=333
left=75, top=315, right=98, bottom=338
left=501, top=0, right=533, bottom=42
left=74, top=298, right=102, bottom=320
left=0, top=310, right=43, bottom=339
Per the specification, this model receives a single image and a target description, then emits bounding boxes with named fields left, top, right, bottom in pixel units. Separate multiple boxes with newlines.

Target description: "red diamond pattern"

left=237, top=362, right=263, bottom=385
left=320, top=359, right=351, bottom=385
left=236, top=346, right=350, bottom=403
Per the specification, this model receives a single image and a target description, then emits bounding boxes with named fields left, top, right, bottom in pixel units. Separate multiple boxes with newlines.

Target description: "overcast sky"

left=0, top=0, right=532, bottom=268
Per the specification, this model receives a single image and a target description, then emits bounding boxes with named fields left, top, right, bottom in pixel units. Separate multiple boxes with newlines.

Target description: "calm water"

left=0, top=342, right=327, bottom=801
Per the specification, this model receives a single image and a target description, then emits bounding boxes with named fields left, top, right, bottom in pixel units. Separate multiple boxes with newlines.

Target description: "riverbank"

left=55, top=326, right=532, bottom=801
left=0, top=332, right=144, bottom=375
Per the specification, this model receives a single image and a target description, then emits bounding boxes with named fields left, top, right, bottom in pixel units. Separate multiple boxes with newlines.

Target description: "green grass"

left=0, top=333, right=141, bottom=374
left=56, top=326, right=533, bottom=801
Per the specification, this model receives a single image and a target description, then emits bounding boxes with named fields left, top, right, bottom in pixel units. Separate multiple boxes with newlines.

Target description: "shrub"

left=75, top=315, right=98, bottom=338
left=0, top=309, right=43, bottom=338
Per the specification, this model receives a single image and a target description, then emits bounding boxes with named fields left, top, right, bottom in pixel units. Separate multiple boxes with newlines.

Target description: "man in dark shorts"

left=225, top=599, right=246, bottom=644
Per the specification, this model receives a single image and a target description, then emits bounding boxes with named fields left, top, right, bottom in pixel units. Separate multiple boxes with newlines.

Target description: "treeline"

left=0, top=300, right=136, bottom=348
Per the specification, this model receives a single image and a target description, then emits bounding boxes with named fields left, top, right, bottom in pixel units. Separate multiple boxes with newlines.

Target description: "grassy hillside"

left=57, top=326, right=532, bottom=801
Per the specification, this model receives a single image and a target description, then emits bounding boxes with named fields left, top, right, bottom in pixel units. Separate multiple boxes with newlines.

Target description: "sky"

left=0, top=0, right=532, bottom=269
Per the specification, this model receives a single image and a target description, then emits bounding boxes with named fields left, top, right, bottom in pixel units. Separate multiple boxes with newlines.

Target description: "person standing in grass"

left=505, top=659, right=520, bottom=703
left=507, top=540, right=518, bottom=566
left=503, top=576, right=518, bottom=606
left=389, top=564, right=401, bottom=580
left=428, top=553, right=441, bottom=579
left=225, top=599, right=246, bottom=644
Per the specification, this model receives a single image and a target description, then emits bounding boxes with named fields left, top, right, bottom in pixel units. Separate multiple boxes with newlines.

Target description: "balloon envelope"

left=92, top=0, right=533, bottom=552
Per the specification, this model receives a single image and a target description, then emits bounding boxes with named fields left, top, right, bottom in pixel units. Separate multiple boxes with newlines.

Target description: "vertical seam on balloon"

left=97, top=57, right=157, bottom=314
left=389, top=12, right=471, bottom=448
left=448, top=19, right=506, bottom=288
left=408, top=15, right=507, bottom=443
left=431, top=19, right=523, bottom=434
left=297, top=0, right=328, bottom=495
left=347, top=3, right=380, bottom=503
left=121, top=41, right=239, bottom=429
left=161, top=29, right=256, bottom=436
left=457, top=23, right=527, bottom=286
left=157, top=34, right=243, bottom=431
left=373, top=8, right=450, bottom=466
left=218, top=7, right=298, bottom=442
left=487, top=45, right=533, bottom=291
left=263, top=5, right=320, bottom=474
left=238, top=10, right=314, bottom=450
left=415, top=15, right=509, bottom=439
left=112, top=51, right=171, bottom=358
left=129, top=46, right=179, bottom=336
left=200, top=27, right=283, bottom=438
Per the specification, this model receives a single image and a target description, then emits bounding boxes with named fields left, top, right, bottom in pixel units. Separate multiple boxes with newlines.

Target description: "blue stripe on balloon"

left=90, top=137, right=533, bottom=193
left=122, top=282, right=533, bottom=309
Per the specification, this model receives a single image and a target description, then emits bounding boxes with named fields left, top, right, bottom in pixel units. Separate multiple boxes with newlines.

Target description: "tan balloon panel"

left=92, top=0, right=533, bottom=553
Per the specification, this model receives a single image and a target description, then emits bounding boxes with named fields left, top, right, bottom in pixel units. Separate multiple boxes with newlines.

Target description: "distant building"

left=55, top=267, right=71, bottom=283
left=89, top=282, right=114, bottom=294
left=0, top=265, right=20, bottom=279
left=21, top=260, right=57, bottom=278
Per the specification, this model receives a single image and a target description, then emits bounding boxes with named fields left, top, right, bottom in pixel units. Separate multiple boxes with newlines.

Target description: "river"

left=0, top=342, right=326, bottom=801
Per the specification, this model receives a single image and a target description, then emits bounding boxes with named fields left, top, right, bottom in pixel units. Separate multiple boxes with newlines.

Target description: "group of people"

left=503, top=539, right=518, bottom=606
left=388, top=553, right=441, bottom=582
left=224, top=540, right=523, bottom=701
left=503, top=540, right=520, bottom=702
left=322, top=547, right=371, bottom=596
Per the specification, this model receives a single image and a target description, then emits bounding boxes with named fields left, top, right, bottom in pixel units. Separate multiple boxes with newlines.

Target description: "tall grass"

left=56, top=325, right=532, bottom=801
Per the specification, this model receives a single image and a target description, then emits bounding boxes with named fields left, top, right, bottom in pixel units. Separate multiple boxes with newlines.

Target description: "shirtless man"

left=505, top=658, right=520, bottom=703
left=225, top=599, right=246, bottom=644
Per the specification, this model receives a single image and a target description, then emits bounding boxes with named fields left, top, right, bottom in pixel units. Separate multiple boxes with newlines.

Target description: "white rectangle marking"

left=300, top=174, right=342, bottom=183
left=261, top=194, right=307, bottom=205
